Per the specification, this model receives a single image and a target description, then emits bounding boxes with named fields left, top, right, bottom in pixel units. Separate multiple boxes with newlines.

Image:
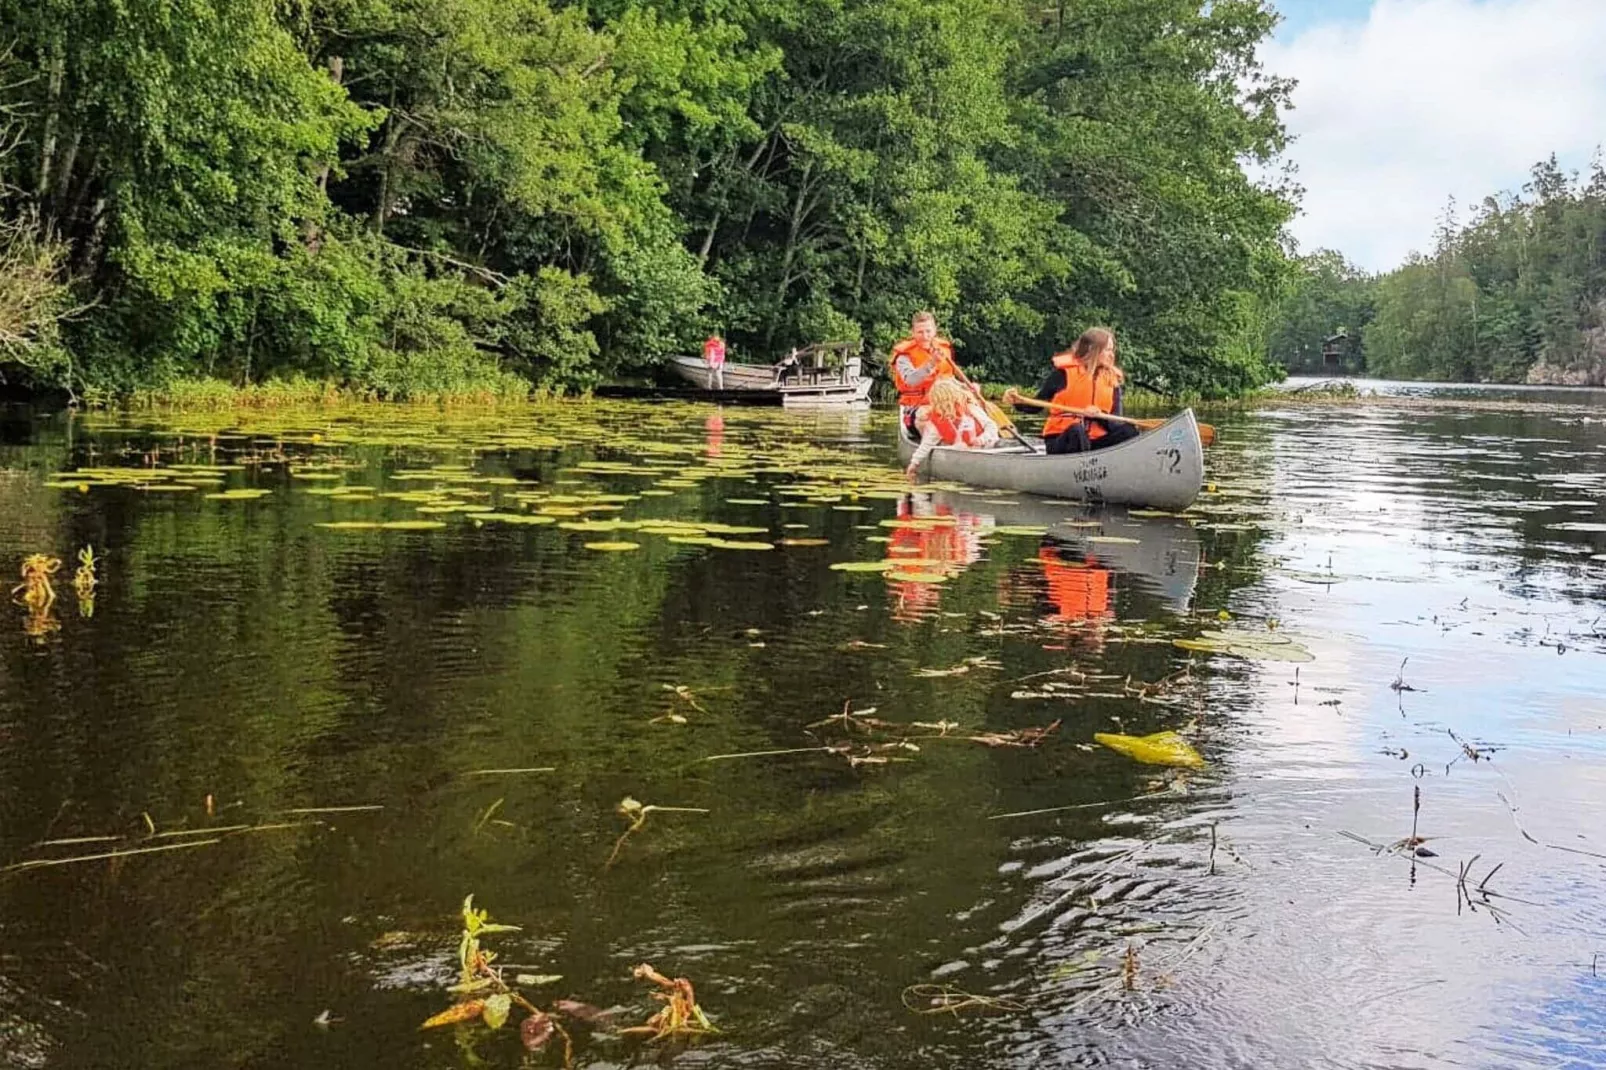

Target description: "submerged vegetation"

left=0, top=0, right=1295, bottom=401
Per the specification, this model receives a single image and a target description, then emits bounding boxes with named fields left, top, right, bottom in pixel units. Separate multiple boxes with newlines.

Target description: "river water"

left=0, top=388, right=1603, bottom=1069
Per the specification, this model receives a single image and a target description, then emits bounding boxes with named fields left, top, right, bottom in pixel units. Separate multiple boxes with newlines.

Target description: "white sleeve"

left=908, top=422, right=944, bottom=469
left=976, top=408, right=1000, bottom=446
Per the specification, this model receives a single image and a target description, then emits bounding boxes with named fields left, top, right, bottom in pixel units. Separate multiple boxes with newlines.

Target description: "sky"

left=1260, top=0, right=1606, bottom=272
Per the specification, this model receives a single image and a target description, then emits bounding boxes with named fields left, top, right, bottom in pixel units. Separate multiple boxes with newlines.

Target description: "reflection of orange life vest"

left=928, top=410, right=983, bottom=446
left=886, top=501, right=958, bottom=622
left=891, top=337, right=956, bottom=408
left=703, top=338, right=726, bottom=366
left=1043, top=355, right=1117, bottom=439
left=1039, top=545, right=1110, bottom=621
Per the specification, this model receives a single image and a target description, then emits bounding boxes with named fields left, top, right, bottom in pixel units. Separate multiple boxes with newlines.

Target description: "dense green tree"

left=1363, top=159, right=1606, bottom=384
left=0, top=0, right=1301, bottom=399
left=1265, top=250, right=1374, bottom=372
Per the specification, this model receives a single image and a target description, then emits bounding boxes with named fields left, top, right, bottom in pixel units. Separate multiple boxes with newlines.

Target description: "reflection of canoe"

left=925, top=490, right=1201, bottom=613
left=667, top=355, right=874, bottom=408
left=899, top=410, right=1204, bottom=510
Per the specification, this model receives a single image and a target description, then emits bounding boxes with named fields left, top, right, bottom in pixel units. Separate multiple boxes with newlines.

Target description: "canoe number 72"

left=1154, top=447, right=1182, bottom=474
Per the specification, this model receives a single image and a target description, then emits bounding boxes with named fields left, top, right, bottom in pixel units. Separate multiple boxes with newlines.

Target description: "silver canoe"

left=668, top=355, right=874, bottom=407
left=899, top=409, right=1205, bottom=511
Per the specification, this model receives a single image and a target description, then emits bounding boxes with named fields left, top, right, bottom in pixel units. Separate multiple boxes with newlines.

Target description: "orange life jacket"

left=1042, top=354, right=1117, bottom=439
left=1039, top=545, right=1111, bottom=621
left=702, top=337, right=726, bottom=366
left=927, top=409, right=984, bottom=447
left=891, top=337, right=956, bottom=408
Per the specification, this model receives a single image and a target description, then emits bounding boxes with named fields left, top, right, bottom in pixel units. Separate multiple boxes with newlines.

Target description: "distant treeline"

left=1270, top=156, right=1606, bottom=386
left=0, top=0, right=1297, bottom=401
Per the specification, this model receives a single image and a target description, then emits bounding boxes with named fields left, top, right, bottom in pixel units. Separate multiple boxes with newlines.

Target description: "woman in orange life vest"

left=1003, top=326, right=1139, bottom=455
left=904, top=377, right=1000, bottom=480
left=890, top=311, right=958, bottom=440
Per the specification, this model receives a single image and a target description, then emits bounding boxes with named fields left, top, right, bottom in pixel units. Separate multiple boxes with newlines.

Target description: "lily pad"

left=989, top=525, right=1049, bottom=536
left=204, top=489, right=273, bottom=501
left=381, top=520, right=448, bottom=531
left=584, top=541, right=641, bottom=552
left=830, top=560, right=899, bottom=572
left=1173, top=629, right=1314, bottom=663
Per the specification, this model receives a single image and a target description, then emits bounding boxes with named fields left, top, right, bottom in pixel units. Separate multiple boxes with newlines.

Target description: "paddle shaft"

left=1008, top=395, right=1143, bottom=426
left=1009, top=394, right=1216, bottom=447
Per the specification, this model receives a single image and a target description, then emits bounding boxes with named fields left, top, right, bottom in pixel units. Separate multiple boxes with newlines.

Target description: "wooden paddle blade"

left=1131, top=418, right=1216, bottom=447
left=981, top=398, right=1015, bottom=430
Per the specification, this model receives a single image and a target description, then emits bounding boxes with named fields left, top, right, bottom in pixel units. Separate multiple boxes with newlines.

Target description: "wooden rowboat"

left=899, top=409, right=1205, bottom=511
left=667, top=346, right=874, bottom=408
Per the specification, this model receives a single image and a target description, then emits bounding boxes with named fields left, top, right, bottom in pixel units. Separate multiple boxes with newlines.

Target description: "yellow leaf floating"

left=421, top=1000, right=487, bottom=1029
left=1093, top=731, right=1205, bottom=768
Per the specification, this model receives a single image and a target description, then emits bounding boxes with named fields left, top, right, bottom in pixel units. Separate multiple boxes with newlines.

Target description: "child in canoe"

left=905, top=377, right=1002, bottom=480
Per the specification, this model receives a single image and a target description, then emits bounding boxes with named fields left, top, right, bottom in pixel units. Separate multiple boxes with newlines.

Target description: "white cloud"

left=1261, top=0, right=1606, bottom=271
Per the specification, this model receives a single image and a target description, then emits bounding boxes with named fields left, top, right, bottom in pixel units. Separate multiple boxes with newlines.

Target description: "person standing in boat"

left=1003, top=327, right=1139, bottom=455
left=890, top=311, right=957, bottom=440
left=703, top=334, right=727, bottom=390
left=904, top=378, right=1001, bottom=480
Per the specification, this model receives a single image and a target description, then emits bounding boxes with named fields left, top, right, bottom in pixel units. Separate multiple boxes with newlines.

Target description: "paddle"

left=1009, top=395, right=1217, bottom=447
left=949, top=365, right=1040, bottom=453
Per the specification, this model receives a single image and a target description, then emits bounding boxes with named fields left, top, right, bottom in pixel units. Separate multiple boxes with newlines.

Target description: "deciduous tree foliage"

left=0, top=0, right=1296, bottom=398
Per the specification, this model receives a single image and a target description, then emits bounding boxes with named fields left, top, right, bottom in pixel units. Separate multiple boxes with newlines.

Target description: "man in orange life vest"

left=1004, top=326, right=1138, bottom=455
left=890, top=311, right=958, bottom=439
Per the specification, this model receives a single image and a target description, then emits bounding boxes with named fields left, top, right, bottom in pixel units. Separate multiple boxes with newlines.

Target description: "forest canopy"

left=0, top=0, right=1298, bottom=399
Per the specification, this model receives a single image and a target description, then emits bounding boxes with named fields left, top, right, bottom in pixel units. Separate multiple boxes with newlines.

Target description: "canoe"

left=899, top=409, right=1205, bottom=511
left=922, top=488, right=1200, bottom=612
left=667, top=354, right=874, bottom=408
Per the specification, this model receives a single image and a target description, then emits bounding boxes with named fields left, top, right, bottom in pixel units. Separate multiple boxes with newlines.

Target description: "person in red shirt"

left=702, top=334, right=727, bottom=390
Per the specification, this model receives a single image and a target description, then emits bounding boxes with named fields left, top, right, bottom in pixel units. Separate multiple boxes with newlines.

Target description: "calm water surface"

left=1, top=390, right=1603, bottom=1069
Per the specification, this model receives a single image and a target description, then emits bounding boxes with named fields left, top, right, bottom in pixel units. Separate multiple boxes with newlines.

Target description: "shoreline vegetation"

left=28, top=375, right=1380, bottom=416
left=0, top=0, right=1296, bottom=407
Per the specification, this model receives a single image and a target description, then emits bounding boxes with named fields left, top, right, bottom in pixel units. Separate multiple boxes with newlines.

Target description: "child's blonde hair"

left=926, top=377, right=968, bottom=420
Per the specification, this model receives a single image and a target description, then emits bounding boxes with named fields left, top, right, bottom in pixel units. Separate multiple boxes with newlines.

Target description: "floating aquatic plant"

left=12, top=554, right=60, bottom=612
left=606, top=797, right=710, bottom=867
left=73, top=547, right=98, bottom=617
left=619, top=963, right=718, bottom=1040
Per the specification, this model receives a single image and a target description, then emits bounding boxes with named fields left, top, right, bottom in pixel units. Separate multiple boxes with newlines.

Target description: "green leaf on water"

left=887, top=571, right=948, bottom=583
left=316, top=521, right=382, bottom=530
left=514, top=974, right=563, bottom=987
left=584, top=541, right=641, bottom=552
left=829, top=560, right=899, bottom=572
left=989, top=525, right=1048, bottom=536
left=709, top=540, right=773, bottom=551
left=381, top=520, right=448, bottom=531
left=482, top=993, right=511, bottom=1030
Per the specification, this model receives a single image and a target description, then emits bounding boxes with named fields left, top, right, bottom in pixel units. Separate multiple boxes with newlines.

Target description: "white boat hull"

left=668, top=355, right=873, bottom=408
left=898, top=410, right=1205, bottom=511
